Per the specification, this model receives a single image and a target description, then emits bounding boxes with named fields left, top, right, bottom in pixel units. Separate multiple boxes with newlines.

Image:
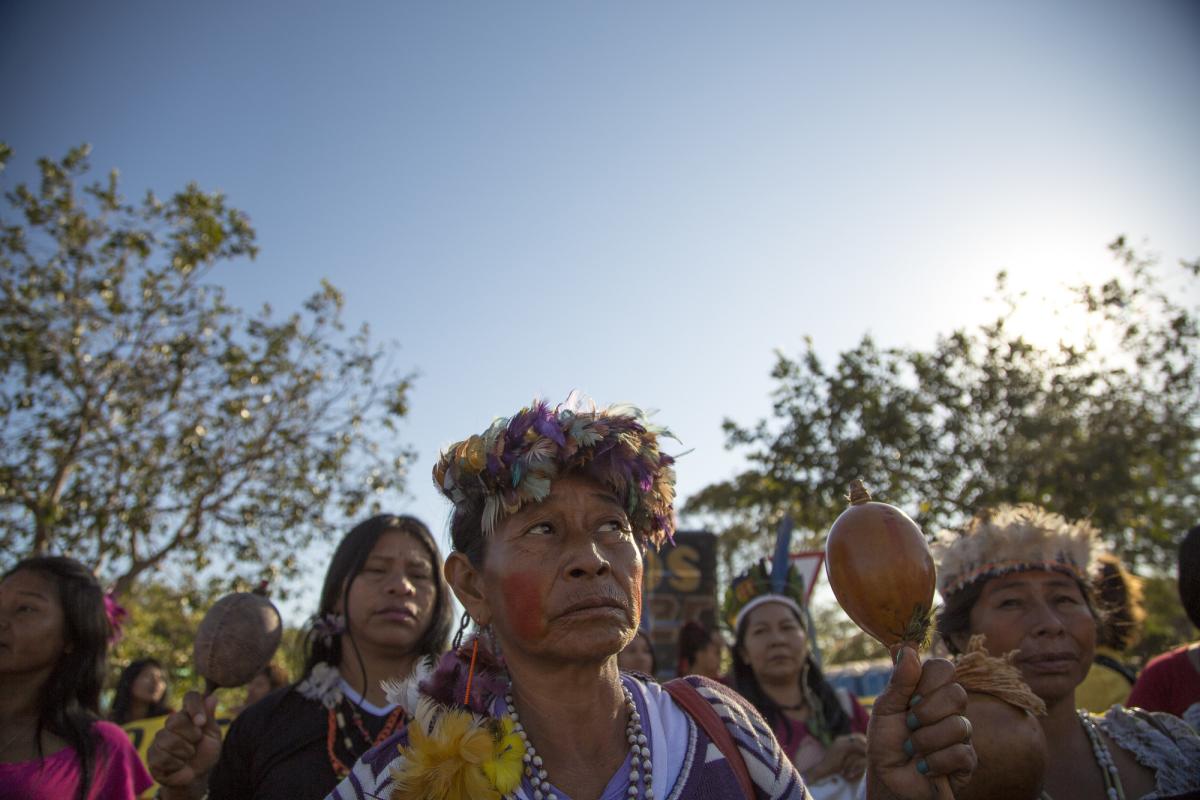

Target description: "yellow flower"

left=482, top=716, right=525, bottom=794
left=392, top=700, right=498, bottom=800
left=391, top=700, right=527, bottom=800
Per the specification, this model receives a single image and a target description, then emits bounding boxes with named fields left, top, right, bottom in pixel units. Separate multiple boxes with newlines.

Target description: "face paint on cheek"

left=500, top=573, right=546, bottom=641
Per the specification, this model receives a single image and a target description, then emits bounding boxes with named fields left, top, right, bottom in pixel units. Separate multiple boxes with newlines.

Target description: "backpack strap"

left=664, top=678, right=756, bottom=800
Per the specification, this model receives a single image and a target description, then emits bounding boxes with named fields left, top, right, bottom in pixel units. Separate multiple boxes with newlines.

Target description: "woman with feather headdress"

left=327, top=395, right=976, bottom=800
left=724, top=560, right=871, bottom=799
left=934, top=506, right=1200, bottom=799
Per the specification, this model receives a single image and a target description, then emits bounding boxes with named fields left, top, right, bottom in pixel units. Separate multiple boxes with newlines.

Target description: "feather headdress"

left=722, top=560, right=809, bottom=633
left=433, top=394, right=678, bottom=547
left=934, top=504, right=1101, bottom=598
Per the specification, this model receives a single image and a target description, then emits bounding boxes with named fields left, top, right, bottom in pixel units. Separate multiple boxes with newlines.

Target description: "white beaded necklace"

left=504, top=680, right=653, bottom=800
left=1078, top=710, right=1125, bottom=800
left=1040, top=711, right=1125, bottom=800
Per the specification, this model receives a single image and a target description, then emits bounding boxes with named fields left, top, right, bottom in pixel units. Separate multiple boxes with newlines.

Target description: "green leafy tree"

left=811, top=599, right=889, bottom=665
left=686, top=239, right=1199, bottom=574
left=0, top=144, right=414, bottom=594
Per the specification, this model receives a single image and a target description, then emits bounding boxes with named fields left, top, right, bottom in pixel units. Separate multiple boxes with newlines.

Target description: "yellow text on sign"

left=644, top=544, right=701, bottom=594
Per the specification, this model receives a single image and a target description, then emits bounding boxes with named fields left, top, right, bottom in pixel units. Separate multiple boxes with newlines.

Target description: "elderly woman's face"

left=475, top=474, right=643, bottom=665
left=967, top=569, right=1095, bottom=705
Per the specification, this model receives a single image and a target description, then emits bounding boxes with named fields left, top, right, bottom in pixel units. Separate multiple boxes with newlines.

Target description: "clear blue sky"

left=4, top=1, right=1198, bottom=622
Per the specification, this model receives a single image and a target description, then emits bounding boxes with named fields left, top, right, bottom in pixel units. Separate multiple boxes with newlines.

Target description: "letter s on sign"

left=667, top=545, right=700, bottom=593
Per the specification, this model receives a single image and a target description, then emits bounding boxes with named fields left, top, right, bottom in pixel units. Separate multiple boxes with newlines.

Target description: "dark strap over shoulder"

left=664, top=678, right=755, bottom=800
left=1093, top=653, right=1137, bottom=685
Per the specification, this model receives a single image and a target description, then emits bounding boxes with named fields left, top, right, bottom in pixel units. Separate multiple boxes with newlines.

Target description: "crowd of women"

left=2, top=396, right=1199, bottom=800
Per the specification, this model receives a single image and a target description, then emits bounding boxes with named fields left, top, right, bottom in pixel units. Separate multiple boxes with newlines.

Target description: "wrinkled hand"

left=147, top=691, right=221, bottom=795
left=866, top=646, right=976, bottom=800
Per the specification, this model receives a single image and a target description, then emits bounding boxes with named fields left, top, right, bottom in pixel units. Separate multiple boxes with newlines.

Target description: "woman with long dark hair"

left=0, top=556, right=152, bottom=799
left=147, top=514, right=455, bottom=800
left=725, top=561, right=870, bottom=799
left=109, top=658, right=171, bottom=725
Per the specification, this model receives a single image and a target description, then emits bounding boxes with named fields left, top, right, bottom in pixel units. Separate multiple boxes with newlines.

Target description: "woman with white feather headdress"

left=934, top=505, right=1200, bottom=799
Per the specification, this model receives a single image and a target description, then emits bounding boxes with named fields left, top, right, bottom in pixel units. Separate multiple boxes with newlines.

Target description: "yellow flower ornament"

left=391, top=698, right=525, bottom=800
left=482, top=717, right=524, bottom=791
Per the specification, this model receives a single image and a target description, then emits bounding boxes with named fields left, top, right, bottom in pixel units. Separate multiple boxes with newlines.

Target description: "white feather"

left=380, top=655, right=435, bottom=712
left=934, top=504, right=1102, bottom=597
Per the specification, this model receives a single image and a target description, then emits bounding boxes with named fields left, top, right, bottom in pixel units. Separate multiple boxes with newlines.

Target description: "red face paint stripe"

left=501, top=572, right=545, bottom=641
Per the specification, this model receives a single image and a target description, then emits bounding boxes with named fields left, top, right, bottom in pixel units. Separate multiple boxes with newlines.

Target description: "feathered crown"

left=433, top=395, right=677, bottom=547
left=934, top=504, right=1101, bottom=598
left=722, top=560, right=808, bottom=633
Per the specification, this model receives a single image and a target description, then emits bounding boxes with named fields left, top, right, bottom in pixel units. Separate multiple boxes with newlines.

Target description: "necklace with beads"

left=505, top=680, right=654, bottom=800
left=1039, top=711, right=1125, bottom=800
left=325, top=699, right=406, bottom=778
left=1078, top=710, right=1125, bottom=800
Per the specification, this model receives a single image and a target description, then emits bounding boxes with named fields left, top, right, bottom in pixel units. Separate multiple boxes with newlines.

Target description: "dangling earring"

left=451, top=609, right=472, bottom=651
left=463, top=636, right=479, bottom=705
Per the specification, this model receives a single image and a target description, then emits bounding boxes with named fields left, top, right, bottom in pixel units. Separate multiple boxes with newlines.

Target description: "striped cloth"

left=326, top=673, right=808, bottom=800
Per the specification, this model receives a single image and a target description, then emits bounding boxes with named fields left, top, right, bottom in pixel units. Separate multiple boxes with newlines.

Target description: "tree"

left=0, top=144, right=414, bottom=594
left=685, top=238, right=1199, bottom=574
left=810, top=599, right=889, bottom=665
left=108, top=578, right=218, bottom=698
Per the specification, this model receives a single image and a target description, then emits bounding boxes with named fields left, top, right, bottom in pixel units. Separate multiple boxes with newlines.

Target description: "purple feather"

left=532, top=412, right=567, bottom=447
left=420, top=637, right=508, bottom=714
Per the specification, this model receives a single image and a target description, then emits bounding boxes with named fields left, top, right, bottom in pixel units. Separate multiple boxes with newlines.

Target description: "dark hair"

left=109, top=657, right=171, bottom=724
left=936, top=579, right=986, bottom=657
left=936, top=569, right=1100, bottom=656
left=3, top=556, right=109, bottom=800
left=302, top=514, right=454, bottom=682
left=1181, top=525, right=1200, bottom=630
left=449, top=493, right=489, bottom=566
left=1092, top=554, right=1144, bottom=651
left=730, top=603, right=851, bottom=748
left=677, top=620, right=716, bottom=675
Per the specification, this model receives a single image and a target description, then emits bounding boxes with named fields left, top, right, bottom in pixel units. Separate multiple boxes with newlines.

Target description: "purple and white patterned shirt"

left=326, top=674, right=809, bottom=800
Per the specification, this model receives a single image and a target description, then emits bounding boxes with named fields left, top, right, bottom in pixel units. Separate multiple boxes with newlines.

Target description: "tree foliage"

left=686, top=239, right=1199, bottom=574
left=0, top=145, right=414, bottom=594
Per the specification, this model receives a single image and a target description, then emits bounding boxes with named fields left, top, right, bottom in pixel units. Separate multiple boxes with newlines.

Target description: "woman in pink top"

left=0, top=556, right=152, bottom=800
